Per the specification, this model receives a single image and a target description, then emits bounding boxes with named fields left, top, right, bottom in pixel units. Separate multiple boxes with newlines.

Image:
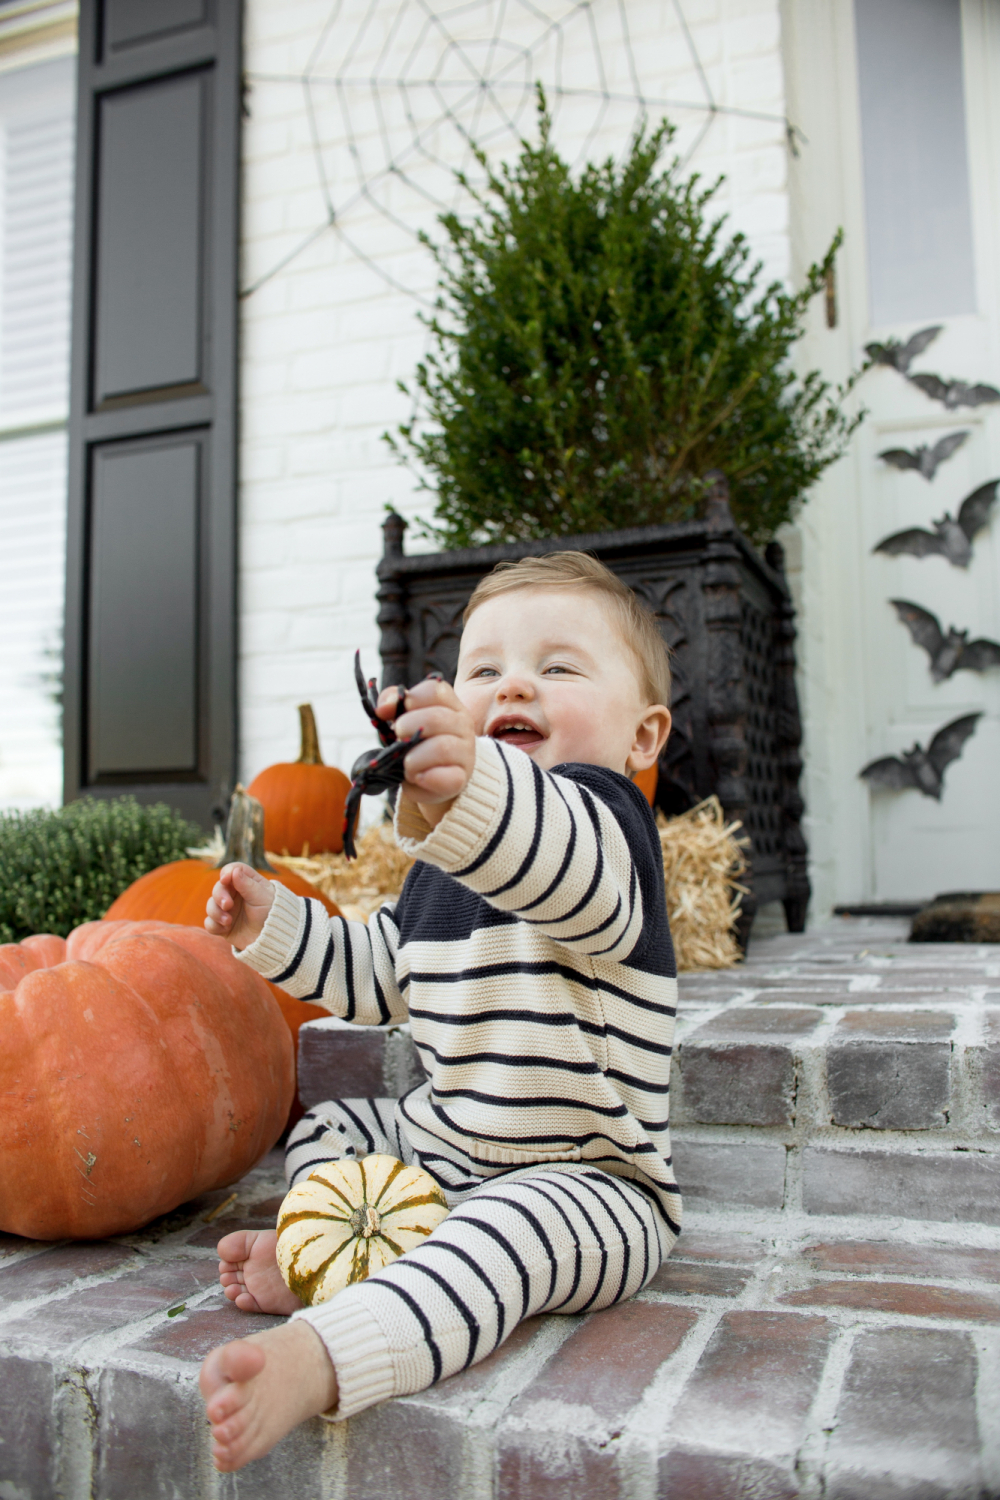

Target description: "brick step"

left=298, top=918, right=1000, bottom=1229
left=3, top=919, right=998, bottom=1496
left=2, top=1151, right=998, bottom=1498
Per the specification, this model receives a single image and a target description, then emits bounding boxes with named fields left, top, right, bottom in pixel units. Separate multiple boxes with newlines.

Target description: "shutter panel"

left=63, top=0, right=240, bottom=827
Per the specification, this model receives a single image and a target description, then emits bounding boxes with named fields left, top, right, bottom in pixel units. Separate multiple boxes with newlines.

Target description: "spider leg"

left=342, top=780, right=365, bottom=861
left=354, top=650, right=396, bottom=745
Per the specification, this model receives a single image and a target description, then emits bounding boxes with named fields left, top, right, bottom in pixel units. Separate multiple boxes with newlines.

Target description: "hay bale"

left=657, top=797, right=748, bottom=972
left=271, top=824, right=415, bottom=923
left=274, top=798, right=747, bottom=971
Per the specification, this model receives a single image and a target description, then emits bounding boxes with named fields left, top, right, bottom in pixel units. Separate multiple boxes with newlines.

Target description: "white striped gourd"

left=276, top=1154, right=450, bottom=1305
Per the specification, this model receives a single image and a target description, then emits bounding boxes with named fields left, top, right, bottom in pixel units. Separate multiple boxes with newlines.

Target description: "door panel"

left=102, top=0, right=210, bottom=56
left=88, top=436, right=202, bottom=778
left=855, top=0, right=976, bottom=324
left=93, top=73, right=206, bottom=405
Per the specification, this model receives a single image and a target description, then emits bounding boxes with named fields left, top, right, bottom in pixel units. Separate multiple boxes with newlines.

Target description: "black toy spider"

left=342, top=652, right=441, bottom=858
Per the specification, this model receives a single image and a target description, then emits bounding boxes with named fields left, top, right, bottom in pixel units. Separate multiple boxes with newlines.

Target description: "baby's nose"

left=497, top=672, right=535, bottom=700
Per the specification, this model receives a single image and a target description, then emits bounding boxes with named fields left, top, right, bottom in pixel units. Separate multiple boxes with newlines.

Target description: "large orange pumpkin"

left=105, top=784, right=342, bottom=925
left=248, top=704, right=351, bottom=855
left=634, top=762, right=659, bottom=808
left=0, top=919, right=294, bottom=1240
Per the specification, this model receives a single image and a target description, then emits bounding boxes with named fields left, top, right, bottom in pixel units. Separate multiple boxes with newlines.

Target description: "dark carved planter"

left=376, top=476, right=809, bottom=942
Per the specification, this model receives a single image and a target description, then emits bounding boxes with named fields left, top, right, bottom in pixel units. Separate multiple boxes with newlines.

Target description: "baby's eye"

left=469, top=666, right=499, bottom=679
left=543, top=664, right=574, bottom=676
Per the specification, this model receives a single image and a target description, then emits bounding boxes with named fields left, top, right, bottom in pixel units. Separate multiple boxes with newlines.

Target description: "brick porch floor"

left=2, top=917, right=998, bottom=1499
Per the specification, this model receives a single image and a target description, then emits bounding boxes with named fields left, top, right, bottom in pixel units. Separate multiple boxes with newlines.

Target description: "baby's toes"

left=212, top=1405, right=251, bottom=1446
left=232, top=1288, right=264, bottom=1313
left=217, top=1230, right=256, bottom=1264
left=200, top=1338, right=266, bottom=1404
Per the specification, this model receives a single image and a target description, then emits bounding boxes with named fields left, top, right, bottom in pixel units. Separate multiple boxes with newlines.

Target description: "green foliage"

left=387, top=98, right=863, bottom=547
left=0, top=797, right=201, bottom=944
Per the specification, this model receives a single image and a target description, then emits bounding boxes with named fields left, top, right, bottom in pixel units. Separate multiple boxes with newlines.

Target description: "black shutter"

left=63, top=0, right=241, bottom=827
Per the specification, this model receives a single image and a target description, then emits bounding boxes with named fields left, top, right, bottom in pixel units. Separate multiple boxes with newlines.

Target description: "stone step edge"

left=296, top=1016, right=1000, bottom=1144
left=296, top=1020, right=1000, bottom=1229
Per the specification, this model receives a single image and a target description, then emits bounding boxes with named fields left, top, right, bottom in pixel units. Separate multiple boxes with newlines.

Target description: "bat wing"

left=859, top=756, right=917, bottom=791
left=927, top=713, right=982, bottom=776
left=908, top=373, right=949, bottom=403
left=890, top=599, right=944, bottom=660
left=960, top=638, right=1000, bottom=672
left=864, top=340, right=896, bottom=367
left=957, top=479, right=999, bottom=541
left=930, top=430, right=969, bottom=465
left=874, top=527, right=946, bottom=559
left=879, top=447, right=919, bottom=472
left=960, top=382, right=1000, bottom=408
left=899, top=325, right=942, bottom=367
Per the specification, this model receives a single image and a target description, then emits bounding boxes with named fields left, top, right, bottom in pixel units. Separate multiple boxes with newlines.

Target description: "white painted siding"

left=239, top=0, right=793, bottom=806
left=0, top=56, right=74, bottom=810
left=0, top=431, right=66, bottom=808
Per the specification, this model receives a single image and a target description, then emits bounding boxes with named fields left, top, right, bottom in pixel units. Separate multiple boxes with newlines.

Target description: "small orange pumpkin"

left=634, top=762, right=659, bottom=808
left=0, top=919, right=294, bottom=1239
left=105, top=785, right=342, bottom=926
left=248, top=704, right=351, bottom=856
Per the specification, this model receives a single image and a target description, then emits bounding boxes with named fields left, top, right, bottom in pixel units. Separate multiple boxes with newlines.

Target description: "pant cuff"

left=292, top=1291, right=397, bottom=1422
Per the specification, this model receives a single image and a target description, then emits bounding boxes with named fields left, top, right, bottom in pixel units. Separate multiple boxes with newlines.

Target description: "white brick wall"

left=239, top=0, right=793, bottom=796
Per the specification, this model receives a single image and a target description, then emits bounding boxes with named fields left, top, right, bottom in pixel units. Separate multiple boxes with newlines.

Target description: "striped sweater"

left=237, top=736, right=681, bottom=1234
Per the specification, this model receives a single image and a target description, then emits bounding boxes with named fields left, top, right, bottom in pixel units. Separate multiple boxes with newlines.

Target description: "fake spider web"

left=244, top=0, right=794, bottom=304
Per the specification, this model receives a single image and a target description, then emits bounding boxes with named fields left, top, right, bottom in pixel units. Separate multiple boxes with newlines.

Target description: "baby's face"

left=454, top=587, right=667, bottom=775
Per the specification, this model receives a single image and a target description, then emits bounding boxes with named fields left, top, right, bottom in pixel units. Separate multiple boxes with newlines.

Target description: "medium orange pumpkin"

left=0, top=919, right=294, bottom=1240
left=248, top=704, right=351, bottom=855
left=105, top=784, right=342, bottom=925
left=634, top=762, right=659, bottom=808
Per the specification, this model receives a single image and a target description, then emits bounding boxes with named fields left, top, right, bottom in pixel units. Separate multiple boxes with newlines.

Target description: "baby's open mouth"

left=489, top=720, right=546, bottom=749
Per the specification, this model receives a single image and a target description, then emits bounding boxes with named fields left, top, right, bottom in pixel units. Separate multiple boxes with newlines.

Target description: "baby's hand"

left=379, top=678, right=476, bottom=827
left=205, top=863, right=275, bottom=950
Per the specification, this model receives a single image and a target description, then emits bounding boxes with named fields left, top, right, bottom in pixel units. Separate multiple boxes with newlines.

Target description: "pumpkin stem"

left=217, top=785, right=276, bottom=872
left=297, top=704, right=324, bottom=765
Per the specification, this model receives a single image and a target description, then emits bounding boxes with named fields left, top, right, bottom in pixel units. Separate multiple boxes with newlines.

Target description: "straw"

left=273, top=797, right=748, bottom=970
left=657, top=797, right=748, bottom=971
left=270, top=823, right=415, bottom=923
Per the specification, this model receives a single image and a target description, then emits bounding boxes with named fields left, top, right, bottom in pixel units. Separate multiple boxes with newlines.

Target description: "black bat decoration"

left=878, top=430, right=968, bottom=481
left=889, top=600, right=1000, bottom=682
left=873, top=479, right=998, bottom=568
left=865, top=325, right=941, bottom=375
left=860, top=713, right=982, bottom=800
left=908, top=372, right=1000, bottom=410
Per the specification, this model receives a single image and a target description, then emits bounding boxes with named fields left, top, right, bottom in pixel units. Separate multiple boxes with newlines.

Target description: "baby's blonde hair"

left=464, top=552, right=671, bottom=707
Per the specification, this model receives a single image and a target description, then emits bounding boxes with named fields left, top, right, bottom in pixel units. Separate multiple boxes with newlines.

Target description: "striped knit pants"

left=284, top=1099, right=672, bottom=1420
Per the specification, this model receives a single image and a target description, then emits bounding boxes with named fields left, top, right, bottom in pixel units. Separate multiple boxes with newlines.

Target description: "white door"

left=781, top=0, right=1000, bottom=908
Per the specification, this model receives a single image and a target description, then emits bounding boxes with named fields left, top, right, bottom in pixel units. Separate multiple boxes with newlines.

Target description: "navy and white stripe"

left=238, top=736, right=681, bottom=1235
left=287, top=1098, right=668, bottom=1418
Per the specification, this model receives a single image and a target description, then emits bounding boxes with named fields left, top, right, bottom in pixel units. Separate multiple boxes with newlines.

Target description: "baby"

left=199, top=551, right=680, bottom=1470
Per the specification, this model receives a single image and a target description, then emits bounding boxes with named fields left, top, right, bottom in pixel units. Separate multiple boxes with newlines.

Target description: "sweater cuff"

left=292, top=1293, right=396, bottom=1421
left=394, top=737, right=507, bottom=870
left=232, top=880, right=305, bottom=978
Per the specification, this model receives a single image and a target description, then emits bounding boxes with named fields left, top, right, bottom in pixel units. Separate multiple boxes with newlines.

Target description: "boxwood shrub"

left=0, top=797, right=201, bottom=944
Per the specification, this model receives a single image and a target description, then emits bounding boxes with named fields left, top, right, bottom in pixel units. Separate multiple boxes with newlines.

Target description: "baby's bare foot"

left=217, top=1229, right=301, bottom=1315
left=200, top=1321, right=339, bottom=1470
